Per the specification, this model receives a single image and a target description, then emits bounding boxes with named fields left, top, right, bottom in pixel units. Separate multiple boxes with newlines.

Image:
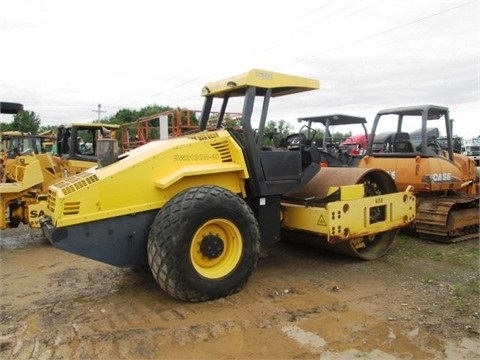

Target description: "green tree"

left=10, top=110, right=41, bottom=134
left=38, top=124, right=57, bottom=134
left=107, top=104, right=173, bottom=125
left=333, top=131, right=352, bottom=143
left=108, top=108, right=140, bottom=125
left=138, top=104, right=172, bottom=118
left=222, top=114, right=242, bottom=128
left=0, top=122, right=13, bottom=131
left=263, top=119, right=293, bottom=146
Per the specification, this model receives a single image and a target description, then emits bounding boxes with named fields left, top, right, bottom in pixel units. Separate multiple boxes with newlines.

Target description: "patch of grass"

left=452, top=278, right=480, bottom=298
left=393, top=233, right=478, bottom=264
left=421, top=276, right=438, bottom=285
left=437, top=244, right=479, bottom=266
left=451, top=278, right=480, bottom=314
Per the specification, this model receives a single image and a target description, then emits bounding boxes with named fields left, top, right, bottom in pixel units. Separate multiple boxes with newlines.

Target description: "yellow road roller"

left=40, top=69, right=415, bottom=302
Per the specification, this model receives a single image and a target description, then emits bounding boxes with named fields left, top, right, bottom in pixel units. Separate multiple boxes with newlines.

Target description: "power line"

left=291, top=0, right=478, bottom=65
left=106, top=0, right=477, bottom=112
left=109, top=67, right=202, bottom=108
left=107, top=2, right=361, bottom=109
left=106, top=3, right=340, bottom=109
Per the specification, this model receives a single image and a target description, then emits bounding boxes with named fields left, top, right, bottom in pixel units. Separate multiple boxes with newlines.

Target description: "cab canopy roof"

left=0, top=132, right=53, bottom=139
left=201, top=69, right=319, bottom=98
left=0, top=102, right=24, bottom=114
left=61, top=123, right=120, bottom=130
left=376, top=105, right=449, bottom=119
left=297, top=114, right=366, bottom=126
left=0, top=131, right=31, bottom=137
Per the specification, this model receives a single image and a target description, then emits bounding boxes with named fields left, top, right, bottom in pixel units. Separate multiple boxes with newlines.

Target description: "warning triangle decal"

left=317, top=215, right=326, bottom=226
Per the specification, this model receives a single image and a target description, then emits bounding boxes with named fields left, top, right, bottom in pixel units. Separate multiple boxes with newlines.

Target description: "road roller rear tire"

left=147, top=185, right=260, bottom=302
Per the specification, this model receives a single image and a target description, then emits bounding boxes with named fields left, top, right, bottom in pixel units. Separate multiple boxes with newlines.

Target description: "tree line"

left=0, top=104, right=354, bottom=146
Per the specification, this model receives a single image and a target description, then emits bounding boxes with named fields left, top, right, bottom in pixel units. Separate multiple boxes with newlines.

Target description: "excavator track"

left=415, top=193, right=479, bottom=243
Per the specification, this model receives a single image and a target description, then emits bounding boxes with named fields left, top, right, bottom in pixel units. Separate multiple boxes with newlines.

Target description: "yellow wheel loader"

left=0, top=130, right=55, bottom=181
left=0, top=122, right=119, bottom=229
left=40, top=69, right=415, bottom=302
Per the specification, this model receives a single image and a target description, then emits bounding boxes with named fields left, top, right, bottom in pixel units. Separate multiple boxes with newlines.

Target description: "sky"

left=1, top=0, right=479, bottom=139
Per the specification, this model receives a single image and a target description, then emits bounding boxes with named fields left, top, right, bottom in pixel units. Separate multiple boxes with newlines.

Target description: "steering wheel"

left=326, top=142, right=339, bottom=152
left=283, top=133, right=306, bottom=149
left=6, top=145, right=22, bottom=158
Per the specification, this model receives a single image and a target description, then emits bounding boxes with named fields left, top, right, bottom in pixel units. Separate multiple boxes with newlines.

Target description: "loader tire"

left=147, top=185, right=260, bottom=302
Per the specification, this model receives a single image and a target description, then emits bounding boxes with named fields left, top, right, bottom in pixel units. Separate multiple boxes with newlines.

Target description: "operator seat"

left=392, top=132, right=415, bottom=153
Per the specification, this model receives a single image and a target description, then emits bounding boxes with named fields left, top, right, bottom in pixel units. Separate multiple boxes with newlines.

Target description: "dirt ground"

left=0, top=225, right=479, bottom=360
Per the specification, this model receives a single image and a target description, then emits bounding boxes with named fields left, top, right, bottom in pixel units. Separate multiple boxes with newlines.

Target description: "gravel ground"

left=1, top=225, right=479, bottom=359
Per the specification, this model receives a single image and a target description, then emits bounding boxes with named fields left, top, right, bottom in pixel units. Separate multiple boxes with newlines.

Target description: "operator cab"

left=366, top=105, right=455, bottom=161
left=55, top=123, right=120, bottom=162
left=296, top=114, right=368, bottom=167
left=198, top=69, right=320, bottom=197
left=0, top=103, right=51, bottom=158
left=1, top=132, right=53, bottom=158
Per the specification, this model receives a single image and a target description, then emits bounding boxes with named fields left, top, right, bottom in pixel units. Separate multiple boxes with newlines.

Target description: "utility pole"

left=92, top=103, right=106, bottom=122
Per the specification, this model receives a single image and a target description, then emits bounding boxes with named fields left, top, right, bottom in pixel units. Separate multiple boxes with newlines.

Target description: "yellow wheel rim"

left=190, top=219, right=243, bottom=279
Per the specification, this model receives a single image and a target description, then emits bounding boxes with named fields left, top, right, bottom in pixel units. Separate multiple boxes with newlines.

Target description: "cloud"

left=1, top=0, right=478, bottom=138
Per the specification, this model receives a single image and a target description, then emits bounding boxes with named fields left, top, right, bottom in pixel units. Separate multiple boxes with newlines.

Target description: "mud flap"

left=41, top=210, right=158, bottom=267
